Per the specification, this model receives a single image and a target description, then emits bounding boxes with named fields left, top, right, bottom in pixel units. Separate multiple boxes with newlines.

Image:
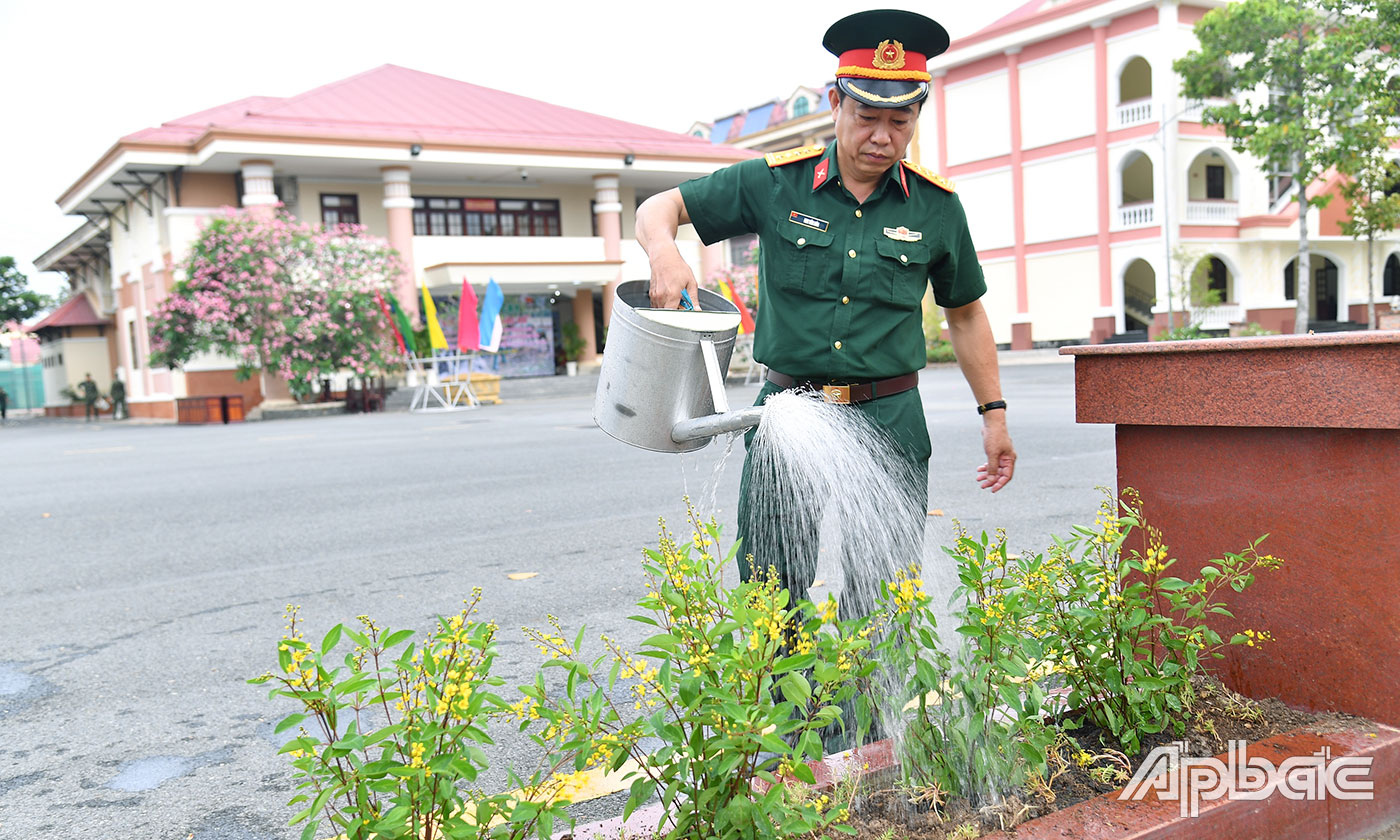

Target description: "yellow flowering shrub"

left=511, top=500, right=879, bottom=840
left=250, top=592, right=575, bottom=840
left=875, top=545, right=1055, bottom=810
left=1005, top=488, right=1284, bottom=753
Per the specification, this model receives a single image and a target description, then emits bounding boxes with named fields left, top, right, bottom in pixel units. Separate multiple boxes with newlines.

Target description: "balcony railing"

left=1118, top=202, right=1156, bottom=228
left=1184, top=200, right=1240, bottom=223
left=1180, top=98, right=1232, bottom=123
left=1116, top=99, right=1155, bottom=128
left=1190, top=303, right=1243, bottom=330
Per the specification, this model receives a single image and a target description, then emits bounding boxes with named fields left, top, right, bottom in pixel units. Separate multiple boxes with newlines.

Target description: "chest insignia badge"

left=883, top=225, right=922, bottom=242
left=789, top=211, right=830, bottom=232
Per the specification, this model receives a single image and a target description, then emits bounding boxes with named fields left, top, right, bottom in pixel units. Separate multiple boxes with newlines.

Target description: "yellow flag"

left=421, top=286, right=448, bottom=350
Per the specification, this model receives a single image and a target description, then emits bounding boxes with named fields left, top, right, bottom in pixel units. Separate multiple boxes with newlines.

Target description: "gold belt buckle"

left=821, top=384, right=852, bottom=404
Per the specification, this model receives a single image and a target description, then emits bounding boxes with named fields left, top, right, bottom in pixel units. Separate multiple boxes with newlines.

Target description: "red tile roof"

left=30, top=293, right=107, bottom=331
left=122, top=65, right=748, bottom=161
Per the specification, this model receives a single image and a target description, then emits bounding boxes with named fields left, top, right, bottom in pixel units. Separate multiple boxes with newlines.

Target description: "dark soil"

left=839, top=675, right=1368, bottom=839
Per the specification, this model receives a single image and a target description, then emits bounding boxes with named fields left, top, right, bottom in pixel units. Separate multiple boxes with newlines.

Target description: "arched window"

left=1385, top=253, right=1400, bottom=297
left=1119, top=57, right=1152, bottom=103
left=1120, top=151, right=1155, bottom=204
left=792, top=97, right=810, bottom=117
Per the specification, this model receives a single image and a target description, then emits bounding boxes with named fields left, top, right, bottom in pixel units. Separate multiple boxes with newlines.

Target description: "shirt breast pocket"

left=875, top=238, right=931, bottom=310
left=773, top=223, right=834, bottom=294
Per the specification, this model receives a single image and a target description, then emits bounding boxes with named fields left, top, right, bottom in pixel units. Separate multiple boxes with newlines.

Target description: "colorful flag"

left=479, top=278, right=504, bottom=353
left=421, top=285, right=448, bottom=351
left=374, top=291, right=409, bottom=356
left=385, top=291, right=416, bottom=357
left=718, top=280, right=756, bottom=335
left=457, top=279, right=480, bottom=352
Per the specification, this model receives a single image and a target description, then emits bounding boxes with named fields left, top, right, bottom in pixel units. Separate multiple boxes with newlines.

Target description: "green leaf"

left=319, top=624, right=343, bottom=655
left=778, top=673, right=812, bottom=706
left=381, top=628, right=414, bottom=649
left=274, top=713, right=307, bottom=735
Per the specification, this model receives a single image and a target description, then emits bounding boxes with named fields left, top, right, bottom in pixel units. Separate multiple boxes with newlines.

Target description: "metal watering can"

left=593, top=280, right=764, bottom=453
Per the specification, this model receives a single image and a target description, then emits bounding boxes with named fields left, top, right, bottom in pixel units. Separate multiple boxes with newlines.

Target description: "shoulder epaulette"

left=901, top=160, right=955, bottom=193
left=765, top=145, right=826, bottom=167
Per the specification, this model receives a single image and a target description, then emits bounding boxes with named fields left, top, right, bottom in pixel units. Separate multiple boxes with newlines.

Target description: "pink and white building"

left=34, top=65, right=749, bottom=418
left=920, top=0, right=1400, bottom=348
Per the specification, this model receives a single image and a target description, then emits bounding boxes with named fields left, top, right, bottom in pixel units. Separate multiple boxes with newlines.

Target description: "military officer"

left=80, top=373, right=100, bottom=422
left=110, top=374, right=127, bottom=420
left=636, top=10, right=1014, bottom=602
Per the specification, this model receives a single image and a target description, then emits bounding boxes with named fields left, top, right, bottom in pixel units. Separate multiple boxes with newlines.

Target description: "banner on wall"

left=430, top=291, right=555, bottom=378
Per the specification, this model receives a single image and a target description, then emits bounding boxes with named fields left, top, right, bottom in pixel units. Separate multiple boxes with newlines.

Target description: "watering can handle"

left=698, top=338, right=729, bottom=415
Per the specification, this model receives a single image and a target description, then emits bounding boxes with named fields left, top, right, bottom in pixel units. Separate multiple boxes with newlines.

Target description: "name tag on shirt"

left=789, top=211, right=830, bottom=232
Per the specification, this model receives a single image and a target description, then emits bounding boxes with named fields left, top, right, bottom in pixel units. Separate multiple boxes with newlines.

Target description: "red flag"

left=375, top=291, right=409, bottom=355
left=457, top=279, right=480, bottom=352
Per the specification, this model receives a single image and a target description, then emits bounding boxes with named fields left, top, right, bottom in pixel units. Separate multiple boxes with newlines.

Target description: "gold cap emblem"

left=873, top=39, right=906, bottom=70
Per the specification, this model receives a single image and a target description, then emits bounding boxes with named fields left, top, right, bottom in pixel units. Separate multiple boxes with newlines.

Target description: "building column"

left=382, top=167, right=418, bottom=320
left=132, top=269, right=154, bottom=396
left=593, top=174, right=623, bottom=330
left=1157, top=1, right=1182, bottom=332
left=1006, top=48, right=1031, bottom=350
left=572, top=289, right=598, bottom=363
left=240, top=160, right=278, bottom=217
left=933, top=70, right=948, bottom=174
left=1091, top=19, right=1116, bottom=344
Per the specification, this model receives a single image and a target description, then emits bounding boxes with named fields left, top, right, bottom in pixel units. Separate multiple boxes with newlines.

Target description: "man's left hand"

left=976, top=420, right=1016, bottom=493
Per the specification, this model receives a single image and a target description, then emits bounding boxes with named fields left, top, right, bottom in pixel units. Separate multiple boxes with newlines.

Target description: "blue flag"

left=479, top=278, right=504, bottom=352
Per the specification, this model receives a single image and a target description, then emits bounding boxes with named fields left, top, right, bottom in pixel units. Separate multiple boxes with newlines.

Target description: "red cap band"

left=836, top=41, right=930, bottom=82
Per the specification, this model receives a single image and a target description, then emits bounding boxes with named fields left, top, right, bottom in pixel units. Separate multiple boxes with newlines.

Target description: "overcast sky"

left=0, top=0, right=1020, bottom=300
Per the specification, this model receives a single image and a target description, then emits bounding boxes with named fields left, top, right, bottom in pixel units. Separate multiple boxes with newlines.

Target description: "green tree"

left=1174, top=0, right=1399, bottom=333
left=1338, top=160, right=1400, bottom=329
left=1333, top=15, right=1400, bottom=330
left=0, top=257, right=53, bottom=325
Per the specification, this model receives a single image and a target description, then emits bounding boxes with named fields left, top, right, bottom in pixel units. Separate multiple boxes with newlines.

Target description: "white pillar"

left=381, top=166, right=417, bottom=318
left=593, top=174, right=623, bottom=330
left=240, top=160, right=278, bottom=210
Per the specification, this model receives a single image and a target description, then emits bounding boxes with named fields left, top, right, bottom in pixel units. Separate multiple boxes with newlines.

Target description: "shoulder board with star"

left=901, top=160, right=955, bottom=193
left=765, top=145, right=826, bottom=168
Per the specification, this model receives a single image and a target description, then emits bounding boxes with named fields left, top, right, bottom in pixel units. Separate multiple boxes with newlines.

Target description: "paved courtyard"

left=0, top=357, right=1114, bottom=839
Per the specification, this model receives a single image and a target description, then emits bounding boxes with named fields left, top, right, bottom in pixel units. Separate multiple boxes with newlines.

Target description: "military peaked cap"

left=823, top=9, right=950, bottom=108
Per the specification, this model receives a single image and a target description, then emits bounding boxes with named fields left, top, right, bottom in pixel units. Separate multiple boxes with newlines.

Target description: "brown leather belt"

left=765, top=369, right=920, bottom=405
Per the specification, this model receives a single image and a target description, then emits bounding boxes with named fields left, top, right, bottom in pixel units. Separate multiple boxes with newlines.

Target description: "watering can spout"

left=670, top=406, right=765, bottom=445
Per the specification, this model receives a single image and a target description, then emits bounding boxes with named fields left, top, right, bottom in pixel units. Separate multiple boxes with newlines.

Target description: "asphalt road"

left=0, top=357, right=1114, bottom=840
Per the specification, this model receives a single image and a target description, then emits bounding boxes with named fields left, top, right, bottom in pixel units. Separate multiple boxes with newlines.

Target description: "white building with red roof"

left=35, top=64, right=751, bottom=418
left=918, top=0, right=1400, bottom=348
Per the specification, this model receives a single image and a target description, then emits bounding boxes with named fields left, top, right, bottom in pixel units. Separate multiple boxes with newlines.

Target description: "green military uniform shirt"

left=679, top=143, right=986, bottom=382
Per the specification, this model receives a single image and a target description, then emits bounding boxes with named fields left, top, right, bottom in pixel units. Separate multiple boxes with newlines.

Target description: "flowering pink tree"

left=149, top=211, right=404, bottom=398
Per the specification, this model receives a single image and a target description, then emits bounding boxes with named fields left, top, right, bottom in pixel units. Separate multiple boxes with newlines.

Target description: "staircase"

left=1123, top=289, right=1156, bottom=333
left=1104, top=330, right=1149, bottom=344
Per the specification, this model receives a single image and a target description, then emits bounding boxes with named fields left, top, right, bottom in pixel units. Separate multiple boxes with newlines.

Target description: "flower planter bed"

left=558, top=681, right=1400, bottom=840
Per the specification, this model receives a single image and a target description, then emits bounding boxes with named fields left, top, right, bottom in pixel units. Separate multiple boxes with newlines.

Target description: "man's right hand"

left=636, top=188, right=700, bottom=310
left=648, top=249, right=700, bottom=310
